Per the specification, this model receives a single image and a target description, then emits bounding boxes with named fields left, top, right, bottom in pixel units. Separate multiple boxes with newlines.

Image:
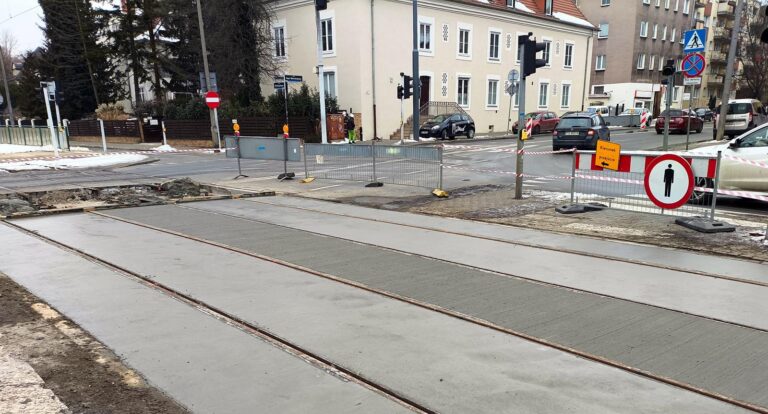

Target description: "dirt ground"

left=0, top=273, right=188, bottom=414
left=334, top=184, right=768, bottom=262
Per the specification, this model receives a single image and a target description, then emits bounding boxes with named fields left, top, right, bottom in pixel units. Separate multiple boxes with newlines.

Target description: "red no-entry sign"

left=205, top=91, right=220, bottom=109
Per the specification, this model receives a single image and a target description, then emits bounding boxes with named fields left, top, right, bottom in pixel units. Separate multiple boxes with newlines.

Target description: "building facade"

left=268, top=0, right=595, bottom=140
left=580, top=0, right=697, bottom=115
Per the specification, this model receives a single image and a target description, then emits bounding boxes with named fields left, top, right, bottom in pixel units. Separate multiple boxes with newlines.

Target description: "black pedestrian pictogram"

left=664, top=164, right=675, bottom=197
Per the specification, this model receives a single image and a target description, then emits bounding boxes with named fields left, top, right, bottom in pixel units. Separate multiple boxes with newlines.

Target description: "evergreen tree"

left=14, top=49, right=51, bottom=118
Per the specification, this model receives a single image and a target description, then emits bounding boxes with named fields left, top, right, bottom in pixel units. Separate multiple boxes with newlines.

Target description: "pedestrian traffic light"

left=662, top=59, right=676, bottom=77
left=760, top=5, right=768, bottom=44
left=315, top=0, right=327, bottom=10
left=397, top=84, right=404, bottom=100
left=403, top=75, right=413, bottom=99
left=520, top=33, right=547, bottom=78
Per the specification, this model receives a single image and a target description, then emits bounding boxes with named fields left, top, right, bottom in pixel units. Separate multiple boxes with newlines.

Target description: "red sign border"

left=205, top=91, right=220, bottom=109
left=644, top=154, right=695, bottom=210
left=682, top=53, right=705, bottom=78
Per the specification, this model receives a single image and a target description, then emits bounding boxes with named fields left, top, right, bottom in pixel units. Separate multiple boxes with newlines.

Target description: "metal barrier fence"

left=304, top=142, right=443, bottom=189
left=571, top=150, right=720, bottom=219
left=1, top=125, right=69, bottom=150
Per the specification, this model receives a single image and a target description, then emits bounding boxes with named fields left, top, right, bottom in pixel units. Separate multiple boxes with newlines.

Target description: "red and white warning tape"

left=575, top=174, right=643, bottom=185
left=693, top=187, right=768, bottom=202
left=723, top=155, right=768, bottom=170
left=0, top=148, right=220, bottom=163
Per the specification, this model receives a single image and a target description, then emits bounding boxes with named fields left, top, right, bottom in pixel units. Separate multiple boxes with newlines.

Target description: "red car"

left=655, top=109, right=704, bottom=134
left=512, top=111, right=560, bottom=135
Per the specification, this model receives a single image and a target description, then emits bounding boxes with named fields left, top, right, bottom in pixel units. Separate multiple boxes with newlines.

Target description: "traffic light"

left=315, top=0, right=327, bottom=10
left=519, top=33, right=547, bottom=78
left=662, top=59, right=676, bottom=77
left=760, top=5, right=768, bottom=44
left=397, top=84, right=404, bottom=99
left=403, top=75, right=413, bottom=99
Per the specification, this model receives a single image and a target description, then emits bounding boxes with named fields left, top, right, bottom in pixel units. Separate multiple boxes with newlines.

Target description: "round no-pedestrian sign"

left=682, top=53, right=705, bottom=78
left=644, top=154, right=694, bottom=210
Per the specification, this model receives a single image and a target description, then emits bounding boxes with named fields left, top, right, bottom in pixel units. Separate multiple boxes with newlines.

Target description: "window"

left=561, top=83, right=571, bottom=108
left=458, top=27, right=471, bottom=57
left=640, top=22, right=648, bottom=37
left=671, top=28, right=676, bottom=42
left=601, top=0, right=610, bottom=5
left=659, top=56, right=665, bottom=71
left=321, top=18, right=334, bottom=53
left=643, top=0, right=650, bottom=4
left=665, top=0, right=670, bottom=9
left=488, top=31, right=500, bottom=61
left=543, top=40, right=551, bottom=66
left=457, top=77, right=470, bottom=107
left=656, top=0, right=660, bottom=6
left=596, top=54, right=606, bottom=70
left=545, top=0, right=553, bottom=15
left=653, top=24, right=658, bottom=39
left=564, top=43, right=574, bottom=68
left=675, top=0, right=679, bottom=11
left=323, top=71, right=337, bottom=98
left=637, top=54, right=646, bottom=69
left=538, top=82, right=549, bottom=108
left=662, top=25, right=667, bottom=41
left=683, top=0, right=690, bottom=14
left=649, top=55, right=656, bottom=70
left=516, top=32, right=525, bottom=62
left=514, top=86, right=520, bottom=107
left=274, top=26, right=286, bottom=58
left=738, top=125, right=768, bottom=147
left=673, top=87, right=679, bottom=101
left=593, top=85, right=605, bottom=95
left=486, top=79, right=499, bottom=108
left=598, top=23, right=609, bottom=38
left=507, top=0, right=515, bottom=6
left=419, top=22, right=432, bottom=51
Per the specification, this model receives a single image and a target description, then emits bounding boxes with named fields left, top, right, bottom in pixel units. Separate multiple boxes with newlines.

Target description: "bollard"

left=234, top=133, right=248, bottom=179
left=302, top=142, right=309, bottom=179
left=570, top=149, right=577, bottom=204
left=161, top=120, right=168, bottom=146
left=99, top=119, right=107, bottom=153
left=710, top=150, right=722, bottom=221
left=366, top=139, right=383, bottom=187
left=438, top=145, right=444, bottom=191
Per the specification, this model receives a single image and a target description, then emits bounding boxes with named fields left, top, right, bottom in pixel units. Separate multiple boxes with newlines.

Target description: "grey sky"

left=1, top=0, right=44, bottom=55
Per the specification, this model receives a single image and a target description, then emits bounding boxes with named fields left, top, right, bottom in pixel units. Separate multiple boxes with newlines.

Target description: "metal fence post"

left=371, top=139, right=377, bottom=183
left=303, top=142, right=309, bottom=179
left=99, top=119, right=107, bottom=153
left=570, top=150, right=577, bottom=204
left=234, top=135, right=248, bottom=179
left=710, top=150, right=722, bottom=221
left=438, top=145, right=444, bottom=190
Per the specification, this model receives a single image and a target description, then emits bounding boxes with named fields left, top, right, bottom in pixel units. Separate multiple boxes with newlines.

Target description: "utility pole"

left=716, top=0, right=745, bottom=141
left=0, top=45, right=14, bottom=122
left=411, top=0, right=420, bottom=141
left=315, top=6, right=328, bottom=144
left=195, top=0, right=219, bottom=147
left=516, top=34, right=546, bottom=200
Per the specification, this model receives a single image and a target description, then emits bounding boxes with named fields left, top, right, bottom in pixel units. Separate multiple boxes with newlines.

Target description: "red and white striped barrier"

left=0, top=148, right=220, bottom=163
left=693, top=187, right=768, bottom=203
left=723, top=155, right=768, bottom=170
left=525, top=118, right=533, bottom=137
left=640, top=112, right=649, bottom=130
left=576, top=152, right=717, bottom=178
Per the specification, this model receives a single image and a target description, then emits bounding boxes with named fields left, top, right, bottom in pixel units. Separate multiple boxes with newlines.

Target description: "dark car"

left=552, top=113, right=610, bottom=151
left=695, top=107, right=713, bottom=121
left=419, top=113, right=475, bottom=140
left=655, top=109, right=704, bottom=134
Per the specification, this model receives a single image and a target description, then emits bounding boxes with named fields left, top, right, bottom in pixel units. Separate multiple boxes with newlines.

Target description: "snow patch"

left=152, top=144, right=177, bottom=152
left=552, top=12, right=595, bottom=28
left=0, top=154, right=148, bottom=172
left=513, top=2, right=534, bottom=13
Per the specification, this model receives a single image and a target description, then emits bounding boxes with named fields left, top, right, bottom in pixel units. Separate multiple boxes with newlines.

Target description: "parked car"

left=713, top=99, right=768, bottom=139
left=418, top=113, right=475, bottom=140
left=655, top=109, right=704, bottom=134
left=512, top=111, right=560, bottom=135
left=618, top=108, right=650, bottom=127
left=691, top=123, right=768, bottom=194
left=695, top=107, right=713, bottom=121
left=552, top=113, right=610, bottom=151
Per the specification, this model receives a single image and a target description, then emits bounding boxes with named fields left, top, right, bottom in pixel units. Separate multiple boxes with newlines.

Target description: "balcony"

left=718, top=0, right=735, bottom=5
left=709, top=51, right=727, bottom=65
left=716, top=4, right=735, bottom=18
left=707, top=77, right=724, bottom=89
left=713, top=27, right=731, bottom=42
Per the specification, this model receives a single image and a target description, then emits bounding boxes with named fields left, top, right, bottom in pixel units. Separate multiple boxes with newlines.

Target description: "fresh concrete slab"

left=0, top=225, right=411, bottom=414
left=252, top=196, right=768, bottom=283
left=97, top=203, right=768, bottom=410
left=9, top=213, right=750, bottom=414
left=154, top=199, right=768, bottom=331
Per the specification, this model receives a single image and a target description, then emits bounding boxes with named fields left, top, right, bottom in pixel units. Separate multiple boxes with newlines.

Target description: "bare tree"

left=1, top=31, right=18, bottom=79
left=736, top=0, right=768, bottom=101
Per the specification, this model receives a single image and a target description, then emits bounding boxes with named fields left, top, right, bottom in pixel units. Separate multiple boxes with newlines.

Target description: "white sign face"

left=644, top=155, right=694, bottom=209
left=683, top=93, right=691, bottom=101
left=684, top=77, right=702, bottom=86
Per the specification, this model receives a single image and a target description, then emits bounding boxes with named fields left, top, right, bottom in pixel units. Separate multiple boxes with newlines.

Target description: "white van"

left=714, top=99, right=768, bottom=139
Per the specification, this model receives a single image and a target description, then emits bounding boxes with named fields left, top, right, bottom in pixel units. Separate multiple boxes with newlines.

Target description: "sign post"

left=681, top=52, right=705, bottom=152
left=506, top=69, right=519, bottom=136
left=40, top=83, right=60, bottom=158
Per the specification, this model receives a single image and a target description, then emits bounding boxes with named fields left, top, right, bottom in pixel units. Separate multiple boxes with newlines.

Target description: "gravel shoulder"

left=0, top=273, right=188, bottom=414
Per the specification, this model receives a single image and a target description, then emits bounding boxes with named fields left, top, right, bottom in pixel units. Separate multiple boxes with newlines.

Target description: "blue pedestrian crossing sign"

left=683, top=29, right=707, bottom=53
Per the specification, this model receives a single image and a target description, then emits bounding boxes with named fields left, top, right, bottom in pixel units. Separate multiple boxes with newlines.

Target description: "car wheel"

left=467, top=128, right=475, bottom=139
left=440, top=129, right=448, bottom=140
left=696, top=125, right=703, bottom=133
left=553, top=145, right=560, bottom=151
left=690, top=177, right=713, bottom=204
left=532, top=126, right=540, bottom=136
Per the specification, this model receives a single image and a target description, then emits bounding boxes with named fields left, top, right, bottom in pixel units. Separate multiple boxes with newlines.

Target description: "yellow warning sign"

left=282, top=124, right=289, bottom=134
left=595, top=140, right=621, bottom=171
left=233, top=123, right=240, bottom=132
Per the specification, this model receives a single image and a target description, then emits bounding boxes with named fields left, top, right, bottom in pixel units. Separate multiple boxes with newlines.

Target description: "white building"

left=268, top=0, right=595, bottom=140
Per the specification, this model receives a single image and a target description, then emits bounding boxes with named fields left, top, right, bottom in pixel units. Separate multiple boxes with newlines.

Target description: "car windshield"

left=558, top=118, right=592, bottom=128
left=432, top=115, right=449, bottom=123
left=727, top=103, right=752, bottom=114
left=660, top=109, right=684, bottom=117
left=526, top=113, right=540, bottom=118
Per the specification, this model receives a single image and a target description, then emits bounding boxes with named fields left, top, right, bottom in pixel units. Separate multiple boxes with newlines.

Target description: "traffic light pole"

left=195, top=0, right=219, bottom=149
left=663, top=74, right=673, bottom=151
left=515, top=45, right=526, bottom=200
left=411, top=0, right=420, bottom=141
left=400, top=91, right=405, bottom=145
left=715, top=0, right=744, bottom=141
left=315, top=6, right=328, bottom=144
left=41, top=85, right=60, bottom=158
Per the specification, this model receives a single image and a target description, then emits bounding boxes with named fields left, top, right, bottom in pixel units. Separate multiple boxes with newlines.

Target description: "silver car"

left=714, top=99, right=768, bottom=139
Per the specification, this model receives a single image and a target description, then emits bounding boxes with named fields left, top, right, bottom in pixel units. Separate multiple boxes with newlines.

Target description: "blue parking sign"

left=683, top=29, right=707, bottom=53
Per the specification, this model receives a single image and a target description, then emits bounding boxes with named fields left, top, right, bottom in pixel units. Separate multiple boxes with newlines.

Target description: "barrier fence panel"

left=1, top=126, right=66, bottom=148
left=304, top=143, right=443, bottom=189
left=573, top=150, right=718, bottom=218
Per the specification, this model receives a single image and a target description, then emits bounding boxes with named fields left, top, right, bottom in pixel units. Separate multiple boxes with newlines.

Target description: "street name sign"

left=284, top=75, right=303, bottom=83
left=644, top=154, right=694, bottom=209
left=684, top=77, right=702, bottom=86
left=595, top=140, right=621, bottom=171
left=683, top=29, right=707, bottom=54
